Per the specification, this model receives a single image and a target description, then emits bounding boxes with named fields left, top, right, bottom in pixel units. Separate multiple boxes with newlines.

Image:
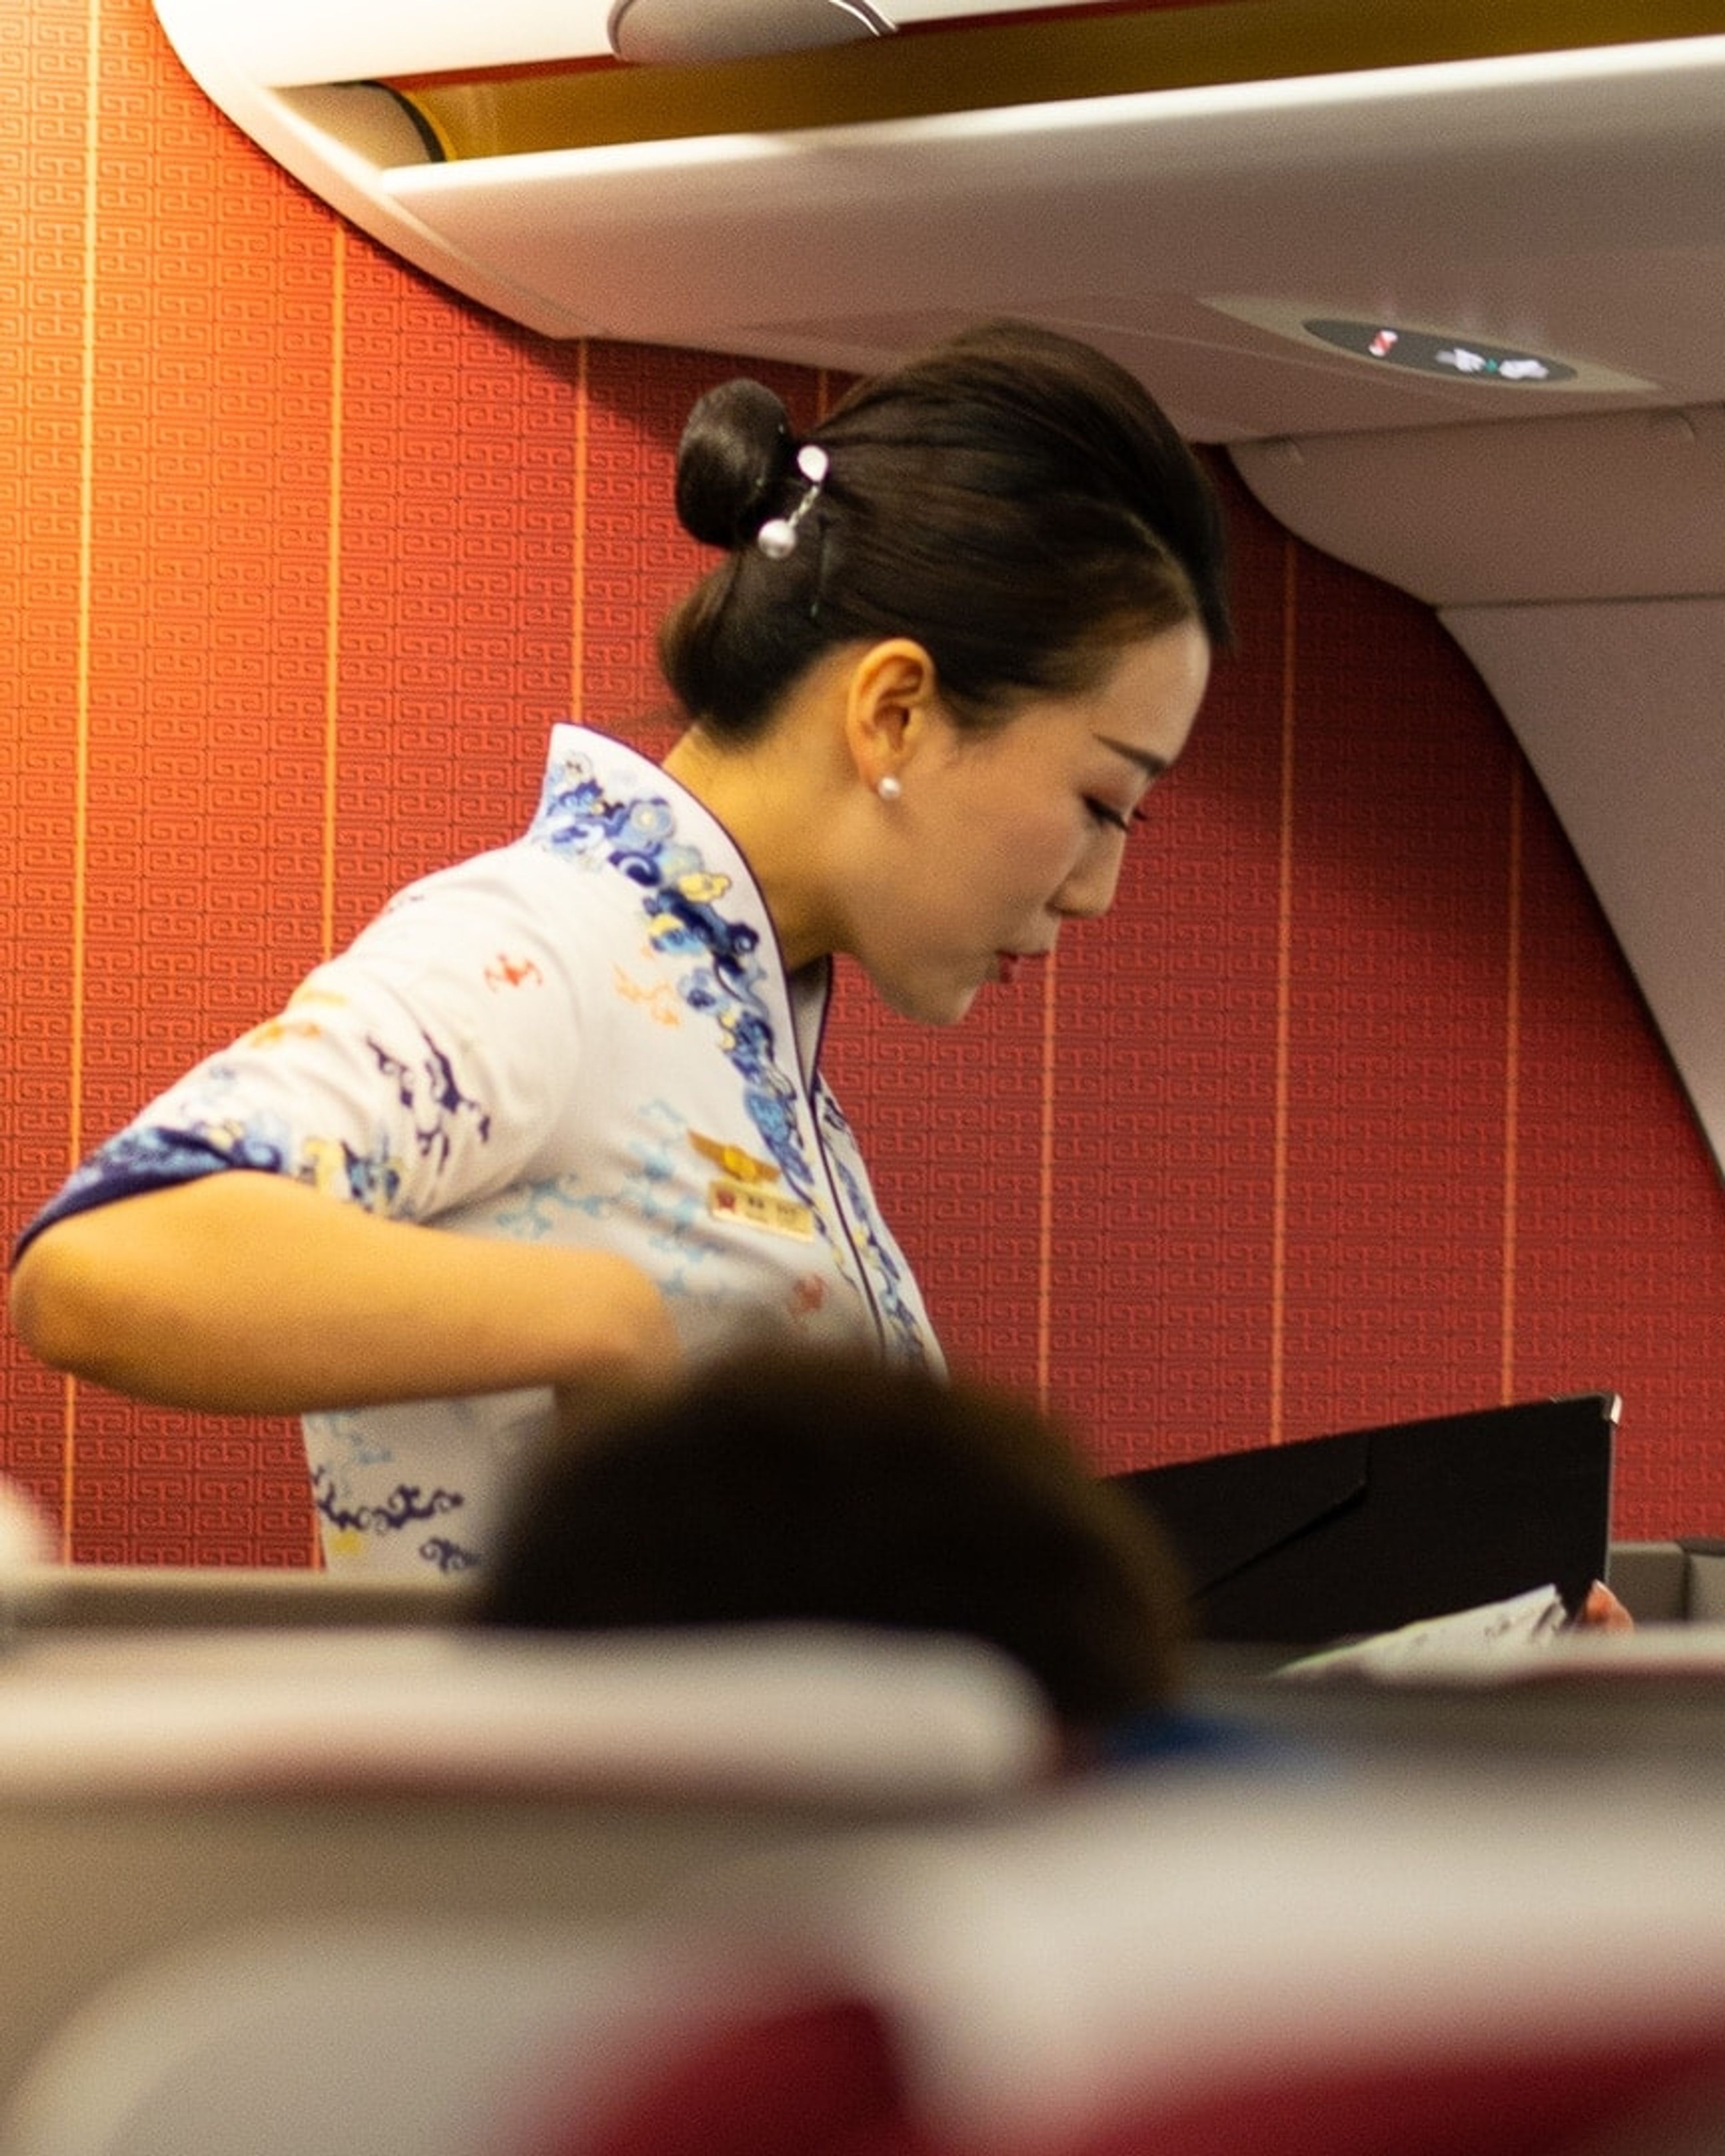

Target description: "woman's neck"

left=661, top=721, right=845, bottom=975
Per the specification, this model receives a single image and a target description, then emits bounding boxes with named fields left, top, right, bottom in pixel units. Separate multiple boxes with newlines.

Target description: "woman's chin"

left=872, top=970, right=981, bottom=1029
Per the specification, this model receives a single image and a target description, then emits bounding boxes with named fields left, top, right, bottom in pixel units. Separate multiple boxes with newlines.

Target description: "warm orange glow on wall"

left=2, top=0, right=1722, bottom=1564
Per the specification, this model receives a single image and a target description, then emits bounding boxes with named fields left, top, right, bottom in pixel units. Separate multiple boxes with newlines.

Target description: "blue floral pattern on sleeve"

left=14, top=1126, right=281, bottom=1255
left=366, top=1027, right=491, bottom=1165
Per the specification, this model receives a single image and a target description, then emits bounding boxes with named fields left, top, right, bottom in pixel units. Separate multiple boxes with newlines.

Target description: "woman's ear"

left=841, top=639, right=941, bottom=794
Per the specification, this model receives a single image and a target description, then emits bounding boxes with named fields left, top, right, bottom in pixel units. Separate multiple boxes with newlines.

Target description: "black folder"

left=1109, top=1393, right=1619, bottom=1647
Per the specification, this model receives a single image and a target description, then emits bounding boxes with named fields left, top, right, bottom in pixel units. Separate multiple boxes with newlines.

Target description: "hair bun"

left=674, top=378, right=797, bottom=549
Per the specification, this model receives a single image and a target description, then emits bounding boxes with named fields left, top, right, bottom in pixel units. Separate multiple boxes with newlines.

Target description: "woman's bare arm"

left=8, top=1173, right=677, bottom=1415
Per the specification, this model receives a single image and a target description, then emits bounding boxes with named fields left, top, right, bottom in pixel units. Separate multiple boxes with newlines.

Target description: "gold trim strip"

left=1500, top=760, right=1524, bottom=1406
left=388, top=0, right=1725, bottom=161
left=65, top=0, right=104, bottom=1561
left=571, top=338, right=588, bottom=723
left=1267, top=531, right=1297, bottom=1450
left=323, top=225, right=345, bottom=968
left=1036, top=946, right=1058, bottom=1414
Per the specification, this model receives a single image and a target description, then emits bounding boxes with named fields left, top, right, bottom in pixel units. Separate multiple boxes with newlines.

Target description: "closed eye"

left=1085, top=798, right=1146, bottom=834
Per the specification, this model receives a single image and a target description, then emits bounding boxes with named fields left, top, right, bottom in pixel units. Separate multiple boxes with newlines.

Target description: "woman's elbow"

left=8, top=1220, right=128, bottom=1382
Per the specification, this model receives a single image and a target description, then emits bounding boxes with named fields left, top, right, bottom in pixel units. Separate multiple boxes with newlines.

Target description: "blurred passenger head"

left=475, top=1346, right=1186, bottom=1730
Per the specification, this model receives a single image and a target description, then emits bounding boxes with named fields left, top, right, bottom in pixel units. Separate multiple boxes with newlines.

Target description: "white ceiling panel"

left=1443, top=599, right=1725, bottom=1170
left=368, top=39, right=1725, bottom=438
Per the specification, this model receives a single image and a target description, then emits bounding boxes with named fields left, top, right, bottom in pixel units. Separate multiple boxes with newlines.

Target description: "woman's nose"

left=1053, top=838, right=1128, bottom=922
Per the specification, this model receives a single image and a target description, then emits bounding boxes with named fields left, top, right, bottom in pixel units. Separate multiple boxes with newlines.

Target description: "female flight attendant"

left=10, top=320, right=1227, bottom=1575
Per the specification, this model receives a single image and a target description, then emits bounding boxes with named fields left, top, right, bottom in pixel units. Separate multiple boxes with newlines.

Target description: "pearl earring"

left=876, top=774, right=902, bottom=803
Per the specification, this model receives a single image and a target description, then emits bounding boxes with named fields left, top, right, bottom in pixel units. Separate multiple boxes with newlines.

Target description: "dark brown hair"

left=659, top=320, right=1230, bottom=742
left=476, top=1345, right=1186, bottom=1727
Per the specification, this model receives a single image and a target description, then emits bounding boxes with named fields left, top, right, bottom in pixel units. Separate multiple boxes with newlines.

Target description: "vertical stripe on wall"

left=1036, top=953, right=1059, bottom=1412
left=309, top=225, right=346, bottom=1568
left=571, top=337, right=589, bottom=725
left=1267, top=534, right=1299, bottom=1448
left=61, top=0, right=102, bottom=1560
left=1500, top=758, right=1524, bottom=1406
left=322, top=226, right=345, bottom=970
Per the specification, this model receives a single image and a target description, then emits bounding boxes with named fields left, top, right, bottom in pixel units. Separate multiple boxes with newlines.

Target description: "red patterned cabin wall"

left=2, top=0, right=1722, bottom=1562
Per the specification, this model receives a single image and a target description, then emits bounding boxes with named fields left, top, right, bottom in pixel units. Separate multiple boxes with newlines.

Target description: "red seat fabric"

left=540, top=1994, right=1725, bottom=2156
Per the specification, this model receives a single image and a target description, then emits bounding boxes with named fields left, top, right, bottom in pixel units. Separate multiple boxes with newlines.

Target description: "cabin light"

left=1304, top=318, right=1575, bottom=384
left=607, top=0, right=896, bottom=65
left=1203, top=297, right=1659, bottom=395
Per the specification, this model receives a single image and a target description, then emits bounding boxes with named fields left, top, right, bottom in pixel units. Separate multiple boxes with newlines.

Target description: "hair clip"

left=756, top=443, right=830, bottom=560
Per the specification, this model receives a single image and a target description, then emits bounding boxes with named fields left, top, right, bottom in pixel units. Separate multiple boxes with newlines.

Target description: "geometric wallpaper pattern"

left=3, top=0, right=1722, bottom=1562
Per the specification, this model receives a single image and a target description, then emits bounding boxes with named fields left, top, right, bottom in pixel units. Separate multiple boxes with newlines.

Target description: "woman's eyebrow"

left=1094, top=734, right=1171, bottom=780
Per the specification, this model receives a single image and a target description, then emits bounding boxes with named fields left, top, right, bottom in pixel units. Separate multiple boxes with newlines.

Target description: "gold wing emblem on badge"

left=690, top=1132, right=780, bottom=1187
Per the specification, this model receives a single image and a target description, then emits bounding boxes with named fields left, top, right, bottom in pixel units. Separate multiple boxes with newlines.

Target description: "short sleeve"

left=15, top=851, right=584, bottom=1257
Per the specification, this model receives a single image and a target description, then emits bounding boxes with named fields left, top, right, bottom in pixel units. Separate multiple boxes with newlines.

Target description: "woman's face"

left=852, top=620, right=1212, bottom=1025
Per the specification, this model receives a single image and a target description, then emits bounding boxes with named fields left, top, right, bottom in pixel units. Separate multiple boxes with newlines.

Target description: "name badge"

left=708, top=1177, right=815, bottom=1241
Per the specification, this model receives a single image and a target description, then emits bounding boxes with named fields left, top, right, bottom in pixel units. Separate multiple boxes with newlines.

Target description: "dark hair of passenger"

left=658, top=319, right=1230, bottom=742
left=474, top=1346, right=1187, bottom=1730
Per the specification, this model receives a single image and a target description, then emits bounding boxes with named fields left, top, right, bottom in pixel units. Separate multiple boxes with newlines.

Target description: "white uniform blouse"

left=21, top=726, right=943, bottom=1573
